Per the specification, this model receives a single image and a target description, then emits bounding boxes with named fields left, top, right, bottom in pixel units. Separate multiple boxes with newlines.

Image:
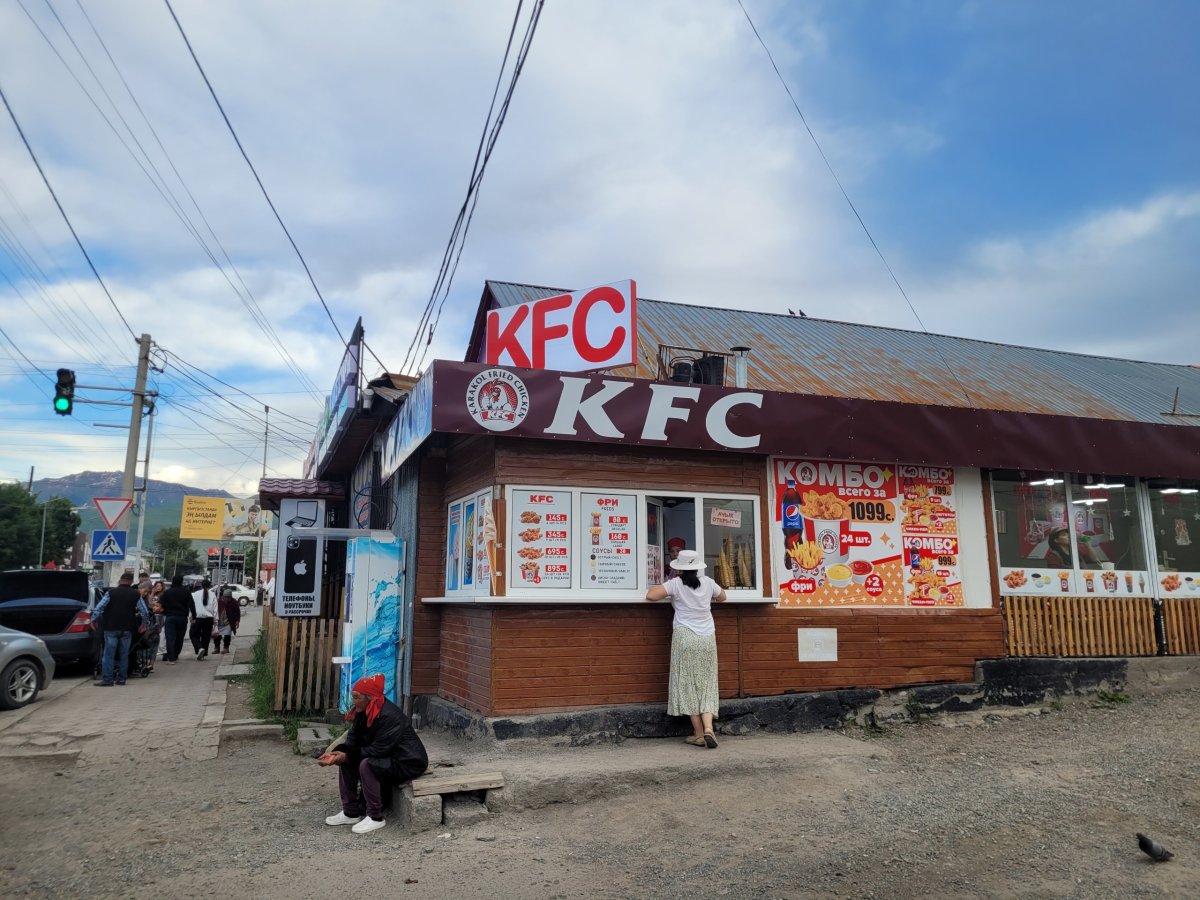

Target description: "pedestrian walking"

left=319, top=674, right=428, bottom=834
left=158, top=575, right=193, bottom=664
left=189, top=579, right=216, bottom=659
left=211, top=587, right=240, bottom=655
left=645, top=548, right=727, bottom=748
left=92, top=572, right=149, bottom=686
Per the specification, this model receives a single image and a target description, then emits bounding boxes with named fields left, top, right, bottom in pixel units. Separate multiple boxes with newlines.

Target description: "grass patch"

left=1095, top=689, right=1131, bottom=705
left=249, top=632, right=276, bottom=720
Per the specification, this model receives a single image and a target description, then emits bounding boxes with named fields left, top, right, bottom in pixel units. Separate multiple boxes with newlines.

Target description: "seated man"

left=319, top=674, right=428, bottom=834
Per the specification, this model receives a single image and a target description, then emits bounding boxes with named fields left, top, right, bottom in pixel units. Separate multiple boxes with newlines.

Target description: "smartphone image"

left=284, top=539, right=318, bottom=594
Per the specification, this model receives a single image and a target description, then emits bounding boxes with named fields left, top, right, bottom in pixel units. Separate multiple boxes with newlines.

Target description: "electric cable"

left=735, top=0, right=974, bottom=407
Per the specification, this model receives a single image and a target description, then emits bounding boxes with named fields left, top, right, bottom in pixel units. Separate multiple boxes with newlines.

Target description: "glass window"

left=703, top=498, right=758, bottom=590
left=1067, top=475, right=1146, bottom=571
left=1146, top=479, right=1200, bottom=574
left=990, top=470, right=1070, bottom=569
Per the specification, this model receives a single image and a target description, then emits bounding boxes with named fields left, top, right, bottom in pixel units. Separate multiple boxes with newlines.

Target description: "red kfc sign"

left=485, top=280, right=637, bottom=372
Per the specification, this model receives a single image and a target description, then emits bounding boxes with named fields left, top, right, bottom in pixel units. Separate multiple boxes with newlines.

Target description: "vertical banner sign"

left=772, top=458, right=963, bottom=608
left=897, top=466, right=963, bottom=606
left=462, top=500, right=477, bottom=588
left=275, top=498, right=325, bottom=617
left=509, top=490, right=572, bottom=588
left=580, top=492, right=638, bottom=589
left=341, top=535, right=403, bottom=709
left=446, top=503, right=462, bottom=592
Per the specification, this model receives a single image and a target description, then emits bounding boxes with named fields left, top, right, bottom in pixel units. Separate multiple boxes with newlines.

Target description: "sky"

left=1, top=0, right=1197, bottom=495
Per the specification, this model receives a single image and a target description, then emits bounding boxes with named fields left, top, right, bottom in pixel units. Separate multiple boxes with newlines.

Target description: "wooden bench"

left=393, top=770, right=506, bottom=831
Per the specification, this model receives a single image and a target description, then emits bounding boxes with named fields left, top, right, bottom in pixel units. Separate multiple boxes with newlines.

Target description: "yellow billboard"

left=180, top=496, right=225, bottom=540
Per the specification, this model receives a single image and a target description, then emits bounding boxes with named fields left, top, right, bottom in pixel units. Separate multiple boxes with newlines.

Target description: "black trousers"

left=190, top=617, right=213, bottom=654
left=163, top=615, right=188, bottom=661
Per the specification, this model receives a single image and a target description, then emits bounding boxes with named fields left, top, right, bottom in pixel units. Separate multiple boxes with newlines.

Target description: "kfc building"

left=292, top=279, right=1200, bottom=728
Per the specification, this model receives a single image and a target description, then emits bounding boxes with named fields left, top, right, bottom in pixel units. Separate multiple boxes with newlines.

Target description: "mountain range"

left=30, top=470, right=238, bottom=549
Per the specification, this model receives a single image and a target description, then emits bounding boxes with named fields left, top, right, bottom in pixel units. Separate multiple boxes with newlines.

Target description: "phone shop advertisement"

left=275, top=497, right=326, bottom=616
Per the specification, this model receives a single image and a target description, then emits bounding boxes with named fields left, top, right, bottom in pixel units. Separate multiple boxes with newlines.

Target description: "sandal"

left=703, top=731, right=719, bottom=749
left=685, top=736, right=706, bottom=747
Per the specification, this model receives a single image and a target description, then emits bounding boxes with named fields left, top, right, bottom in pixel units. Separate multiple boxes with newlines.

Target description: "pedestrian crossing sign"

left=91, top=529, right=127, bottom=561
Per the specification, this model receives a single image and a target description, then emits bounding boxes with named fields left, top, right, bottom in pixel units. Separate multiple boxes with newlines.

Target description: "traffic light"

left=53, top=368, right=75, bottom=415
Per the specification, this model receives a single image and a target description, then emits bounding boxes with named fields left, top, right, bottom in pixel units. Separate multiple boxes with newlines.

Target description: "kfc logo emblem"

left=465, top=368, right=530, bottom=432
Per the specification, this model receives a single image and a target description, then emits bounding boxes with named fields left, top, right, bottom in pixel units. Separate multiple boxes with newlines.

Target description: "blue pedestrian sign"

left=91, top=529, right=127, bottom=561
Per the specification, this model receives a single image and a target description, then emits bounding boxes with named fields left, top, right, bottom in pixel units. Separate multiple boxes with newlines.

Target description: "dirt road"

left=2, top=684, right=1196, bottom=899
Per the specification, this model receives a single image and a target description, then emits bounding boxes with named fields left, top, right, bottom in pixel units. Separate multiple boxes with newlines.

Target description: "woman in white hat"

left=646, top=548, right=727, bottom=747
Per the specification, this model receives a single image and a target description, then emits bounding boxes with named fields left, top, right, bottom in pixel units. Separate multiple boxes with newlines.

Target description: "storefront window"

left=1067, top=475, right=1146, bottom=572
left=703, top=498, right=757, bottom=589
left=1147, top=479, right=1200, bottom=593
left=991, top=470, right=1070, bottom=569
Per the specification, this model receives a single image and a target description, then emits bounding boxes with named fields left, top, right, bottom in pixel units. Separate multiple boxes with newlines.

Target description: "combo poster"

left=773, top=457, right=964, bottom=608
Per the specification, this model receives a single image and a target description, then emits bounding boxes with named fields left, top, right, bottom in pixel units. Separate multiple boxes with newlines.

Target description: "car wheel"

left=239, top=596, right=249, bottom=607
left=0, top=658, right=42, bottom=710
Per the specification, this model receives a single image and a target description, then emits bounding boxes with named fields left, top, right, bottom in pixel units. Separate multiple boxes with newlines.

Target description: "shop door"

left=341, top=535, right=406, bottom=709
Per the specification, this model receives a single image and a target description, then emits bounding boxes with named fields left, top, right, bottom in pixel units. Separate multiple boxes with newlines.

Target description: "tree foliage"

left=150, top=526, right=203, bottom=578
left=0, top=485, right=82, bottom=569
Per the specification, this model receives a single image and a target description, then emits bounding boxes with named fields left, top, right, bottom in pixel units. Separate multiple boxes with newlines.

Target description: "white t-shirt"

left=664, top=575, right=720, bottom=636
left=191, top=588, right=216, bottom=619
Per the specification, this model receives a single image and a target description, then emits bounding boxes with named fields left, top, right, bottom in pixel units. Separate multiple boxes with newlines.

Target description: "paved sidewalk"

left=0, top=606, right=262, bottom=764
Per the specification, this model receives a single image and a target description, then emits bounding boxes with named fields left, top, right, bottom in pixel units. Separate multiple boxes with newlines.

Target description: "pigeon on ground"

left=1136, top=832, right=1174, bottom=862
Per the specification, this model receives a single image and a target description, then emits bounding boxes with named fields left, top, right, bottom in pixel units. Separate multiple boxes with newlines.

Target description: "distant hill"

left=31, top=470, right=237, bottom=551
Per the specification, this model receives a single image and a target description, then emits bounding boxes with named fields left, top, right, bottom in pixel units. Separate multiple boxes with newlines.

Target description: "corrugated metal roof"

left=481, top=280, right=1200, bottom=426
left=256, top=479, right=345, bottom=512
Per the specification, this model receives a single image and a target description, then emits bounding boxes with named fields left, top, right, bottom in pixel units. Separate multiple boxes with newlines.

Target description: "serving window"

left=991, top=470, right=1153, bottom=596
left=441, top=485, right=763, bottom=602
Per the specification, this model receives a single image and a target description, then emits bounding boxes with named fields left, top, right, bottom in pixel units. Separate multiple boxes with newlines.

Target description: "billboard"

left=180, top=496, right=225, bottom=540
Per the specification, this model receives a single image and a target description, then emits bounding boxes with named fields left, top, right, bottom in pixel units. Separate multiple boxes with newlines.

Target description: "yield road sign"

left=93, top=497, right=133, bottom=528
left=91, top=529, right=127, bottom=561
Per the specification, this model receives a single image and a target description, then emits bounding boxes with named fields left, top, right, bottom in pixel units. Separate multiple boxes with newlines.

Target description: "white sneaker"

left=325, top=811, right=362, bottom=826
left=351, top=816, right=386, bottom=834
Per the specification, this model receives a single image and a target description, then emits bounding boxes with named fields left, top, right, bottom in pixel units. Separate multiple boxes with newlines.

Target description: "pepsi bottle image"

left=782, top=478, right=803, bottom=529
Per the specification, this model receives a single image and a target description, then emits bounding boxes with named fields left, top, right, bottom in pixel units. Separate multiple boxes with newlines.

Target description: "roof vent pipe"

left=730, top=346, right=751, bottom=388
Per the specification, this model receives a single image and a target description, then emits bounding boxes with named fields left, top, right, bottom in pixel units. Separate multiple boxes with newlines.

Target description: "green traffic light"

left=54, top=396, right=71, bottom=412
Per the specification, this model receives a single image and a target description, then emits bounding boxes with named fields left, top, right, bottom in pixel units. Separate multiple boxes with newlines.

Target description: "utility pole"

left=27, top=466, right=33, bottom=492
left=105, top=333, right=151, bottom=585
left=134, top=400, right=157, bottom=574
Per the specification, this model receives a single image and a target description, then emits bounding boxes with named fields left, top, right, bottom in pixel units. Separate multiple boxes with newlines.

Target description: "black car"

left=0, top=570, right=96, bottom=666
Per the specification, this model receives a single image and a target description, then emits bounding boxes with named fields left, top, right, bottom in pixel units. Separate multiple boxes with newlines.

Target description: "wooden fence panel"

left=1003, top=595, right=1157, bottom=657
left=263, top=616, right=343, bottom=713
left=1164, top=599, right=1200, bottom=656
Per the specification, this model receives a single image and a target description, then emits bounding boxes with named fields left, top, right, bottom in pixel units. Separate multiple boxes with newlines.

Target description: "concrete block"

left=396, top=784, right=442, bottom=832
left=220, top=723, right=284, bottom=743
left=215, top=663, right=252, bottom=679
left=484, top=786, right=517, bottom=813
left=295, top=724, right=333, bottom=755
left=442, top=795, right=489, bottom=827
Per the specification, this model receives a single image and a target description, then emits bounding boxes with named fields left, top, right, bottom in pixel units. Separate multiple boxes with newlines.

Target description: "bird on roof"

left=1136, top=832, right=1174, bottom=862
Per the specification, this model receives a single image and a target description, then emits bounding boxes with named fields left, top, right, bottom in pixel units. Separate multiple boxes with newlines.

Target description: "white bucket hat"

left=670, top=549, right=705, bottom=571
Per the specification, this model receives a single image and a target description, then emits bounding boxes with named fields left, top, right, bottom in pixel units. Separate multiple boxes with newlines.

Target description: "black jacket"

left=159, top=586, right=193, bottom=618
left=337, top=699, right=428, bottom=782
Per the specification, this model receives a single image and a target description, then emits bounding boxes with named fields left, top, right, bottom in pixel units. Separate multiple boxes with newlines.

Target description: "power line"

left=401, top=0, right=546, bottom=375
left=735, top=0, right=974, bottom=408
left=161, top=0, right=388, bottom=377
left=0, top=77, right=137, bottom=341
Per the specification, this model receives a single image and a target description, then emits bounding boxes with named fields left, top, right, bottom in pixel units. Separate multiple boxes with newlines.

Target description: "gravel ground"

left=1, top=684, right=1196, bottom=899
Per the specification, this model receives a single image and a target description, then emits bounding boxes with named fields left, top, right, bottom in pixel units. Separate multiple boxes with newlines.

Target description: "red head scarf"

left=347, top=674, right=386, bottom=726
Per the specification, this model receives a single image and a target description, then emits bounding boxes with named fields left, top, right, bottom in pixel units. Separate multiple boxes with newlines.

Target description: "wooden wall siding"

left=439, top=606, right=494, bottom=713
left=474, top=605, right=1001, bottom=715
left=411, top=453, right=448, bottom=695
left=263, top=606, right=343, bottom=714
left=445, top=434, right=499, bottom=501
left=480, top=605, right=740, bottom=715
left=495, top=440, right=763, bottom=493
left=1163, top=599, right=1200, bottom=656
left=1002, top=595, right=1157, bottom=657
left=737, top=607, right=1003, bottom=695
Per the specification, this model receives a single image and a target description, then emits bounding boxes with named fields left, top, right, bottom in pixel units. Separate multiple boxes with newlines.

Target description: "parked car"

left=0, top=570, right=95, bottom=666
left=0, top=625, right=56, bottom=710
left=223, top=584, right=256, bottom=607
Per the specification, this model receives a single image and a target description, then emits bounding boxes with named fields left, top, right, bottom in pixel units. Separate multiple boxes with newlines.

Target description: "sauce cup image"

left=827, top=563, right=853, bottom=588
left=850, top=559, right=873, bottom=585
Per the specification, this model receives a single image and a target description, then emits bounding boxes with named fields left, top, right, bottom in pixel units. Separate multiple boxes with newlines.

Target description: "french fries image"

left=786, top=541, right=823, bottom=570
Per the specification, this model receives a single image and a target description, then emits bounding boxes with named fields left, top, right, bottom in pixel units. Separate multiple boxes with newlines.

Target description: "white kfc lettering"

left=641, top=385, right=701, bottom=440
left=706, top=393, right=763, bottom=449
left=545, top=377, right=632, bottom=438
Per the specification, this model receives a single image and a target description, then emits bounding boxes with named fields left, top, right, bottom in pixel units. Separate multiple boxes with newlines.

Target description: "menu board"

left=462, top=499, right=477, bottom=588
left=773, top=458, right=963, bottom=608
left=509, top=489, right=572, bottom=588
left=1000, top=565, right=1149, bottom=597
left=898, top=465, right=963, bottom=606
left=474, top=493, right=493, bottom=592
left=581, top=492, right=638, bottom=589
